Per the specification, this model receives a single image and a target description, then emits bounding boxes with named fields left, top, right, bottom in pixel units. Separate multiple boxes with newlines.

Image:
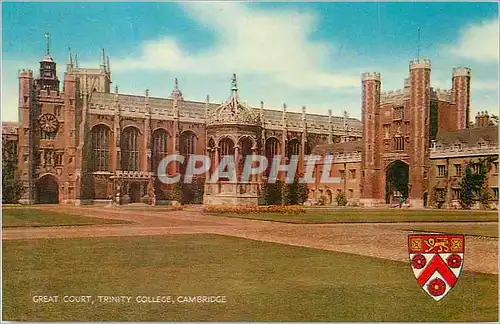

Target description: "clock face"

left=38, top=113, right=59, bottom=133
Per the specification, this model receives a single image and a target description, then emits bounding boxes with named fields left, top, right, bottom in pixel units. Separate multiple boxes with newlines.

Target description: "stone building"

left=308, top=60, right=498, bottom=208
left=5, top=46, right=362, bottom=205
left=2, top=40, right=498, bottom=208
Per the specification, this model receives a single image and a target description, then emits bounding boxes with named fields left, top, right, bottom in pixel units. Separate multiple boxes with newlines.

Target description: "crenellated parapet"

left=380, top=89, right=407, bottom=104
left=452, top=67, right=471, bottom=78
left=361, top=72, right=381, bottom=82
left=409, top=58, right=431, bottom=70
left=430, top=88, right=453, bottom=102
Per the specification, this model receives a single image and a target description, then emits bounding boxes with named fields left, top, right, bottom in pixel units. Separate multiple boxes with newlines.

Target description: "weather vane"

left=44, top=32, right=50, bottom=55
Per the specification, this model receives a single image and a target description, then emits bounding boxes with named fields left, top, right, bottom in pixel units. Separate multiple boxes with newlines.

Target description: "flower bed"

left=204, top=205, right=306, bottom=214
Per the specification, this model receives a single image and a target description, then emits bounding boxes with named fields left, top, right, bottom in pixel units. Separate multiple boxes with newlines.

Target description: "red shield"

left=408, top=234, right=465, bottom=301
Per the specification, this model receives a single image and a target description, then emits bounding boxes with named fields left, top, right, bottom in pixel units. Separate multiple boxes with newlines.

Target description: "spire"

left=67, top=47, right=73, bottom=70
left=328, top=109, right=333, bottom=144
left=302, top=105, right=306, bottom=120
left=44, top=32, right=51, bottom=55
left=343, top=110, right=349, bottom=142
left=260, top=100, right=264, bottom=121
left=75, top=53, right=79, bottom=68
left=100, top=48, right=106, bottom=70
left=145, top=89, right=150, bottom=114
left=114, top=85, right=120, bottom=115
left=106, top=56, right=111, bottom=74
left=171, top=77, right=183, bottom=100
left=205, top=94, right=210, bottom=119
left=231, top=73, right=238, bottom=92
left=282, top=103, right=287, bottom=127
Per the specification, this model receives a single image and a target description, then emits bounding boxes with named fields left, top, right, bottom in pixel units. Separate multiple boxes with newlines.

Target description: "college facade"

left=2, top=47, right=498, bottom=208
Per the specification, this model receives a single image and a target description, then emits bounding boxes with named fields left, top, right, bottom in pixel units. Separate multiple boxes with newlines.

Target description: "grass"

left=401, top=222, right=499, bottom=238
left=210, top=209, right=499, bottom=224
left=2, top=234, right=497, bottom=322
left=1, top=208, right=132, bottom=228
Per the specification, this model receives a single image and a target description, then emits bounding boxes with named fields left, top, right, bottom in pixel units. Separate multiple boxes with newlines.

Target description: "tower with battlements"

left=359, top=58, right=476, bottom=208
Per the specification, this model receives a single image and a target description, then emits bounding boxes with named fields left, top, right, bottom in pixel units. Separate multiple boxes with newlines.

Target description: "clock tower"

left=37, top=33, right=60, bottom=93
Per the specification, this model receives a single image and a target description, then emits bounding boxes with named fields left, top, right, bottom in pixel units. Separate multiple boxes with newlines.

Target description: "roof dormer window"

left=453, top=143, right=462, bottom=151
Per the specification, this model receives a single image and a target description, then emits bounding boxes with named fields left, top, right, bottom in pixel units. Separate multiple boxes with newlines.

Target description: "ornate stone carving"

left=207, top=74, right=260, bottom=126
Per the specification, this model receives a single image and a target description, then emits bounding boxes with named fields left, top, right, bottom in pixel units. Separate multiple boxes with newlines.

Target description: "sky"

left=2, top=1, right=499, bottom=122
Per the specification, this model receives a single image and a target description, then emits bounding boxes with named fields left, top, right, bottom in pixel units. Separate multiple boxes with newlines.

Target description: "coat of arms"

left=408, top=234, right=465, bottom=301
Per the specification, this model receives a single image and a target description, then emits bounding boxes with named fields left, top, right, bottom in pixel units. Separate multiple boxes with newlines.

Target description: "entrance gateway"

left=36, top=174, right=59, bottom=204
left=385, top=160, right=409, bottom=205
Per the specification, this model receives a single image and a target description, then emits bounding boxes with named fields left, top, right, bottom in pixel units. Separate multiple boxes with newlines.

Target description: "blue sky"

left=2, top=2, right=499, bottom=121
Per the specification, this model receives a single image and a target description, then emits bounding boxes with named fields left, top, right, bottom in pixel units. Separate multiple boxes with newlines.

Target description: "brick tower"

left=18, top=69, right=36, bottom=204
left=408, top=59, right=431, bottom=208
left=452, top=67, right=471, bottom=130
left=360, top=72, right=383, bottom=206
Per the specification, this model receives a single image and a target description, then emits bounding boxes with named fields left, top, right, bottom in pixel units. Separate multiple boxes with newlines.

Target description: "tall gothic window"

left=288, top=138, right=300, bottom=158
left=91, top=125, right=110, bottom=171
left=219, top=137, right=234, bottom=157
left=265, top=137, right=280, bottom=176
left=218, top=137, right=234, bottom=181
left=265, top=138, right=279, bottom=160
left=180, top=131, right=196, bottom=174
left=180, top=131, right=196, bottom=158
left=121, top=127, right=140, bottom=171
left=152, top=129, right=168, bottom=172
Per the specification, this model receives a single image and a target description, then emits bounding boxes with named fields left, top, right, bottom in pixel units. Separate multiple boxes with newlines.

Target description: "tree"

left=458, top=156, right=496, bottom=209
left=2, top=161, right=24, bottom=204
left=2, top=138, right=24, bottom=203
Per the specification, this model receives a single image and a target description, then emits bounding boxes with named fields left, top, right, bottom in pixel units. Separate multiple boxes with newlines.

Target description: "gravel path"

left=2, top=205, right=498, bottom=274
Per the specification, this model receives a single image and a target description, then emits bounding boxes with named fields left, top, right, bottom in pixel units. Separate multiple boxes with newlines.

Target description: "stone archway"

left=36, top=174, right=59, bottom=204
left=385, top=160, right=409, bottom=204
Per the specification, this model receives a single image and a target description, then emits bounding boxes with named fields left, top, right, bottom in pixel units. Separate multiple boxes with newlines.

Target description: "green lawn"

left=401, top=222, right=499, bottom=238
left=2, top=208, right=132, bottom=228
left=2, top=234, right=497, bottom=321
left=210, top=209, right=499, bottom=224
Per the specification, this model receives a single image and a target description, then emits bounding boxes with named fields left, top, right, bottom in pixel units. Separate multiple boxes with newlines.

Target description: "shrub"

left=335, top=192, right=347, bottom=206
left=263, top=181, right=283, bottom=205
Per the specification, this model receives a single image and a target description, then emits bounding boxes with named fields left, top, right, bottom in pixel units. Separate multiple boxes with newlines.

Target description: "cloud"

left=112, top=2, right=360, bottom=91
left=448, top=19, right=499, bottom=63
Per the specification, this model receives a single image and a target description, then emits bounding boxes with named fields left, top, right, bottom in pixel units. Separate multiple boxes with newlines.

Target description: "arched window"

left=265, top=138, right=279, bottom=160
left=180, top=131, right=196, bottom=174
left=265, top=137, right=280, bottom=176
left=180, top=131, right=196, bottom=158
left=152, top=129, right=168, bottom=172
left=288, top=138, right=300, bottom=158
left=219, top=137, right=234, bottom=158
left=218, top=137, right=235, bottom=182
left=91, top=125, right=110, bottom=171
left=238, top=137, right=253, bottom=177
left=121, top=127, right=140, bottom=171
